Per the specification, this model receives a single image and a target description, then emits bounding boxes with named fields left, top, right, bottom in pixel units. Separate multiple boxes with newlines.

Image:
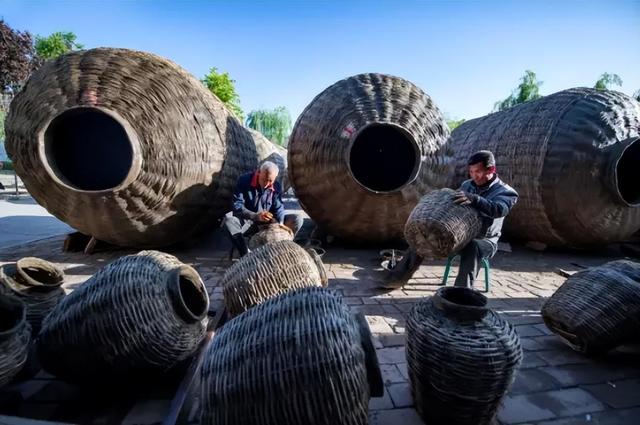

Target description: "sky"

left=1, top=0, right=639, bottom=122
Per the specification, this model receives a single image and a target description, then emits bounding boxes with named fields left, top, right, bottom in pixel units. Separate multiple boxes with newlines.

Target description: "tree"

left=202, top=68, right=243, bottom=121
left=246, top=107, right=292, bottom=147
left=0, top=20, right=37, bottom=91
left=446, top=118, right=465, bottom=131
left=0, top=110, right=5, bottom=141
left=494, top=70, right=543, bottom=112
left=34, top=31, right=83, bottom=60
left=594, top=73, right=623, bottom=91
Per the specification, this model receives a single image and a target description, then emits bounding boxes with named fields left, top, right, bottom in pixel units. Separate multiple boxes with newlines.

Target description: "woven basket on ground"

left=449, top=88, right=640, bottom=248
left=0, top=258, right=66, bottom=334
left=404, top=189, right=482, bottom=259
left=0, top=295, right=31, bottom=388
left=407, top=287, right=522, bottom=425
left=249, top=128, right=290, bottom=191
left=223, top=240, right=328, bottom=317
left=5, top=48, right=257, bottom=248
left=37, top=250, right=209, bottom=383
left=542, top=260, right=640, bottom=354
left=201, top=287, right=383, bottom=425
left=248, top=223, right=294, bottom=249
left=288, top=73, right=452, bottom=243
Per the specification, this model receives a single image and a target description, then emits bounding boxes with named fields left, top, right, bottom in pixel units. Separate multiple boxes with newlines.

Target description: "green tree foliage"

left=34, top=31, right=83, bottom=60
left=446, top=118, right=465, bottom=131
left=0, top=20, right=37, bottom=90
left=494, top=70, right=543, bottom=111
left=594, top=73, right=623, bottom=91
left=246, top=107, right=292, bottom=147
left=202, top=67, right=243, bottom=121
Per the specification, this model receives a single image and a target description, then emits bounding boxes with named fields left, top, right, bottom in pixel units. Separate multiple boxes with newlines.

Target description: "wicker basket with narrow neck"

left=0, top=295, right=31, bottom=387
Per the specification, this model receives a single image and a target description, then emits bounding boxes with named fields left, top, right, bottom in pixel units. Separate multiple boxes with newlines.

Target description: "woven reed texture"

left=249, top=128, right=290, bottom=191
left=15, top=257, right=64, bottom=288
left=404, top=188, right=482, bottom=259
left=407, top=287, right=522, bottom=425
left=222, top=240, right=327, bottom=317
left=0, top=262, right=66, bottom=334
left=37, top=250, right=209, bottom=382
left=0, top=296, right=31, bottom=388
left=248, top=223, right=294, bottom=249
left=542, top=260, right=640, bottom=354
left=201, top=287, right=372, bottom=425
left=288, top=73, right=452, bottom=243
left=449, top=88, right=640, bottom=248
left=5, top=48, right=257, bottom=248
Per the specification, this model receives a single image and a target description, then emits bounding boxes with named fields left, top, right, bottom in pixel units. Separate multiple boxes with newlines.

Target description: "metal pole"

left=14, top=171, right=18, bottom=196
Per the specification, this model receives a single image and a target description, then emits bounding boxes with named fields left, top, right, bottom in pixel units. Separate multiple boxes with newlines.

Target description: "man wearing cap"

left=382, top=150, right=518, bottom=289
left=222, top=161, right=303, bottom=257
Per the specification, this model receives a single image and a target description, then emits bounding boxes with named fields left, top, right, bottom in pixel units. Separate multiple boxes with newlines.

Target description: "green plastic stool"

left=442, top=255, right=491, bottom=292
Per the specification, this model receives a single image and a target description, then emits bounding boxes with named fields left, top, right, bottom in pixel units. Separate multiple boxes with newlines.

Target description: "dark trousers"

left=453, top=239, right=496, bottom=288
left=222, top=213, right=304, bottom=255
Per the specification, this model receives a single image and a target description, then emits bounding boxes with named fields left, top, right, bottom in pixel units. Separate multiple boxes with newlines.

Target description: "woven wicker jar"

left=288, top=73, right=452, bottom=243
left=0, top=295, right=31, bottom=388
left=248, top=224, right=294, bottom=249
left=249, top=128, right=289, bottom=191
left=5, top=48, right=257, bottom=248
left=0, top=259, right=66, bottom=334
left=36, top=250, right=209, bottom=383
left=407, top=287, right=522, bottom=425
left=223, top=240, right=328, bottom=317
left=201, top=287, right=383, bottom=425
left=405, top=188, right=482, bottom=259
left=449, top=88, right=640, bottom=248
left=542, top=260, right=640, bottom=354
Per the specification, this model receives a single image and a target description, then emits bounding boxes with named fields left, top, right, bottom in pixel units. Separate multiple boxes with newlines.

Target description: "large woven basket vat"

left=0, top=258, right=66, bottom=334
left=449, top=88, right=640, bottom=248
left=407, top=287, right=522, bottom=425
left=288, top=73, right=452, bottom=243
left=404, top=188, right=482, bottom=259
left=0, top=295, right=31, bottom=388
left=5, top=48, right=257, bottom=248
left=201, top=287, right=382, bottom=425
left=37, top=250, right=209, bottom=383
left=223, top=240, right=327, bottom=317
left=247, top=223, right=294, bottom=249
left=542, top=260, right=640, bottom=354
left=249, top=128, right=289, bottom=191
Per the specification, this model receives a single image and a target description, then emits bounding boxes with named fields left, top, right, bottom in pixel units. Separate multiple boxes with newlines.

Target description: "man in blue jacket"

left=222, top=161, right=303, bottom=257
left=382, top=150, right=518, bottom=289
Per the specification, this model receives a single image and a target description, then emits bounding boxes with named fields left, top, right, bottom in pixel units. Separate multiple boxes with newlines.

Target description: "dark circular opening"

left=616, top=139, right=640, bottom=206
left=0, top=297, right=24, bottom=334
left=440, top=287, right=487, bottom=308
left=177, top=273, right=208, bottom=320
left=349, top=124, right=419, bottom=192
left=44, top=108, right=134, bottom=191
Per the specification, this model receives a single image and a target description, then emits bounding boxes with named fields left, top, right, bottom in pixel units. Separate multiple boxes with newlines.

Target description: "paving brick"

left=541, top=364, right=640, bottom=387
left=397, top=363, right=410, bottom=381
left=379, top=333, right=406, bottom=347
left=520, top=338, right=546, bottom=351
left=368, top=388, right=394, bottom=410
left=387, top=383, right=414, bottom=408
left=509, top=369, right=562, bottom=395
left=521, top=352, right=549, bottom=369
left=536, top=407, right=640, bottom=425
left=535, top=349, right=592, bottom=366
left=376, top=347, right=406, bottom=364
left=582, top=379, right=640, bottom=408
left=499, top=388, right=605, bottom=424
left=515, top=325, right=546, bottom=337
left=369, top=408, right=423, bottom=425
left=380, top=364, right=406, bottom=385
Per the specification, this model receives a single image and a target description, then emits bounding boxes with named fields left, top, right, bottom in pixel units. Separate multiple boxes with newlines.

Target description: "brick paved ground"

left=0, top=205, right=638, bottom=424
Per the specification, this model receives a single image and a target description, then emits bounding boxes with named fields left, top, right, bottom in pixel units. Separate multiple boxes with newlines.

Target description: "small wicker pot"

left=0, top=295, right=31, bottom=388
left=542, top=260, right=640, bottom=354
left=0, top=259, right=66, bottom=334
left=407, top=287, right=522, bottom=425
left=37, top=250, right=209, bottom=383
left=201, top=287, right=383, bottom=425
left=288, top=73, right=452, bottom=243
left=405, top=189, right=482, bottom=259
left=5, top=48, right=257, bottom=248
left=223, top=240, right=328, bottom=317
left=248, top=223, right=294, bottom=249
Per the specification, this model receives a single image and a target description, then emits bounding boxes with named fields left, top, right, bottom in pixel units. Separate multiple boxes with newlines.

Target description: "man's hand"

left=256, top=211, right=274, bottom=223
left=452, top=191, right=476, bottom=206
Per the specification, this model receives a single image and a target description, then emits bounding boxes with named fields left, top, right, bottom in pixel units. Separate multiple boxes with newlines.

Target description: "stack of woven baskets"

left=542, top=259, right=640, bottom=354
